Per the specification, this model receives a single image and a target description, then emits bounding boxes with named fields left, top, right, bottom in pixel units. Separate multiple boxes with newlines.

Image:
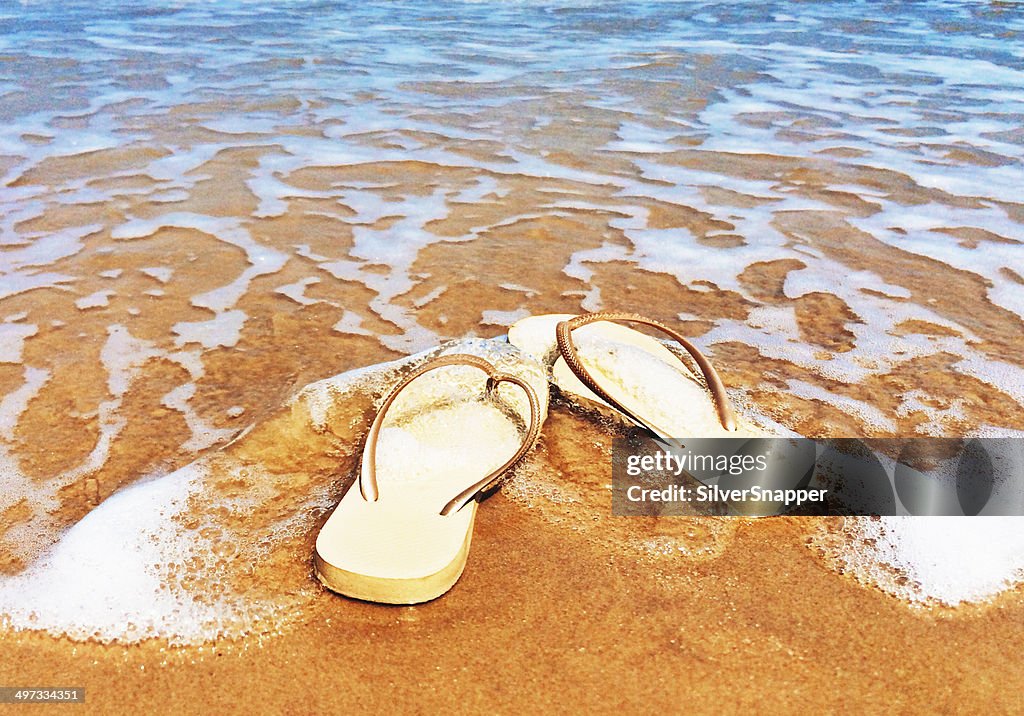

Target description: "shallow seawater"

left=0, top=0, right=1023, bottom=643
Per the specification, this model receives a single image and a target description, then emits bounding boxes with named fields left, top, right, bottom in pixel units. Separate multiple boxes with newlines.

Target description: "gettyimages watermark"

left=611, top=435, right=1024, bottom=517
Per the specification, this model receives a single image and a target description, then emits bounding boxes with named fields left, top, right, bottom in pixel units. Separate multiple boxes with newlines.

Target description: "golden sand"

left=2, top=87, right=1023, bottom=712
left=2, top=416, right=1023, bottom=713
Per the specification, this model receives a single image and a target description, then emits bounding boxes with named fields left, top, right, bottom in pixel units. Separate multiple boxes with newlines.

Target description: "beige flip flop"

left=314, top=351, right=545, bottom=604
left=509, top=311, right=765, bottom=439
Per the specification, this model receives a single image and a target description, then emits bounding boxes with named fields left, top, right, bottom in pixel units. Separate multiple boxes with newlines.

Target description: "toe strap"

left=555, top=311, right=737, bottom=433
left=359, top=353, right=543, bottom=515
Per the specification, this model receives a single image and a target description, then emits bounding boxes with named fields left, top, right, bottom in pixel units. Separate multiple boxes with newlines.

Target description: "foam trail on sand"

left=0, top=339, right=547, bottom=644
left=0, top=464, right=219, bottom=643
left=813, top=516, right=1024, bottom=606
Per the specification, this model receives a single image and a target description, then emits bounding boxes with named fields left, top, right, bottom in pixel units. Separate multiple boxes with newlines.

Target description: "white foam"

left=0, top=464, right=208, bottom=643
left=0, top=322, right=37, bottom=363
left=0, top=346, right=471, bottom=644
left=0, top=456, right=312, bottom=645
left=0, top=346, right=135, bottom=569
left=332, top=310, right=373, bottom=337
left=835, top=517, right=1024, bottom=606
left=412, top=285, right=447, bottom=309
left=0, top=0, right=1022, bottom=639
left=172, top=310, right=247, bottom=349
left=275, top=277, right=322, bottom=306
left=785, top=379, right=898, bottom=433
left=113, top=214, right=288, bottom=347
left=480, top=308, right=530, bottom=327
left=0, top=367, right=50, bottom=442
left=75, top=290, right=115, bottom=310
left=140, top=266, right=174, bottom=284
left=161, top=383, right=237, bottom=452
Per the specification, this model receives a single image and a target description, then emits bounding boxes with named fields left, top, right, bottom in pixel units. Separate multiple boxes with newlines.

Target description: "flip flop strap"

left=555, top=311, right=737, bottom=433
left=359, top=353, right=543, bottom=516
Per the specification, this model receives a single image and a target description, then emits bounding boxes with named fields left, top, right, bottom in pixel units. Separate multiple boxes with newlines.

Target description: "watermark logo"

left=611, top=434, right=1023, bottom=517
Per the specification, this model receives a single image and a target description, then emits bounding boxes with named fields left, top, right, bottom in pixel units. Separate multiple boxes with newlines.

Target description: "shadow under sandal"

left=314, top=353, right=543, bottom=605
left=510, top=311, right=766, bottom=439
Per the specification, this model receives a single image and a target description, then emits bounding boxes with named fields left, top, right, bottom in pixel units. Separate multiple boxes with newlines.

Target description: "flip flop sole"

left=314, top=504, right=476, bottom=604
left=313, top=341, right=547, bottom=605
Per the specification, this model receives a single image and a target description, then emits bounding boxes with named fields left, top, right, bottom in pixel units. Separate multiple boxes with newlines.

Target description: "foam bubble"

left=75, top=290, right=115, bottom=310
left=140, top=267, right=174, bottom=284
left=332, top=310, right=374, bottom=337
left=814, top=517, right=1024, bottom=606
left=161, top=383, right=238, bottom=452
left=0, top=323, right=37, bottom=363
left=0, top=464, right=211, bottom=643
left=275, top=277, right=322, bottom=306
left=173, top=310, right=247, bottom=349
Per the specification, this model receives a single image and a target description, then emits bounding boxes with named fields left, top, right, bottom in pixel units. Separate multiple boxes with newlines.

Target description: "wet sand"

left=2, top=400, right=1024, bottom=713
left=3, top=151, right=1023, bottom=709
left=2, top=0, right=1024, bottom=711
left=2, top=436, right=1023, bottom=714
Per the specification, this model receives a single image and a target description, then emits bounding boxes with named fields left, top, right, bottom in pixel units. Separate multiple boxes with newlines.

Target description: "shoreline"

left=3, top=490, right=1022, bottom=713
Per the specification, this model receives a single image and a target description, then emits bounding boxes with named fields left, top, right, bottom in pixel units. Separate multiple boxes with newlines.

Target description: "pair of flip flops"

left=314, top=312, right=759, bottom=604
